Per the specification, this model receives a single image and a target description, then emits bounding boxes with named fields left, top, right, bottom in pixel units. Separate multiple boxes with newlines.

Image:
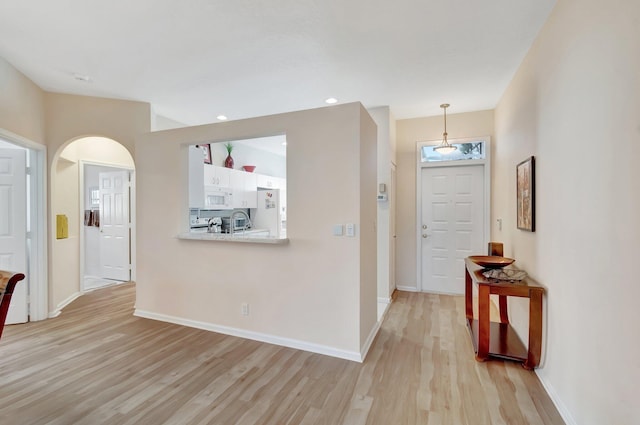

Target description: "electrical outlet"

left=241, top=303, right=249, bottom=316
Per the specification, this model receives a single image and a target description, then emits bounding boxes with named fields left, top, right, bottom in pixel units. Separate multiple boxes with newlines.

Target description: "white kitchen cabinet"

left=204, top=165, right=231, bottom=188
left=244, top=172, right=258, bottom=208
left=229, top=168, right=258, bottom=208
left=274, top=176, right=287, bottom=190
left=245, top=190, right=257, bottom=209
left=230, top=169, right=246, bottom=208
left=203, top=164, right=215, bottom=186
left=257, top=174, right=277, bottom=189
left=218, top=167, right=231, bottom=187
left=244, top=172, right=257, bottom=192
left=234, top=192, right=257, bottom=209
left=228, top=168, right=244, bottom=191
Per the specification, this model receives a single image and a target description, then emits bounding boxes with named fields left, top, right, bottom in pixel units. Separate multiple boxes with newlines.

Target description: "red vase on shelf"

left=224, top=154, right=234, bottom=168
left=224, top=142, right=234, bottom=168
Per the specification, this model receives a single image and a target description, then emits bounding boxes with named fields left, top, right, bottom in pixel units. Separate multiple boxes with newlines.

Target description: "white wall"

left=209, top=138, right=286, bottom=178
left=1, top=58, right=151, bottom=316
left=46, top=95, right=148, bottom=312
left=65, top=137, right=135, bottom=167
left=152, top=113, right=187, bottom=131
left=368, top=106, right=396, bottom=308
left=493, top=0, right=640, bottom=423
left=395, top=110, right=494, bottom=290
left=53, top=158, right=80, bottom=309
left=359, top=109, right=379, bottom=348
left=135, top=103, right=378, bottom=360
left=0, top=56, right=45, bottom=144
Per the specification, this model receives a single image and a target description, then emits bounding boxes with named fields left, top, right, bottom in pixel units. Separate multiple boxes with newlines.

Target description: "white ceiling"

left=0, top=0, right=556, bottom=126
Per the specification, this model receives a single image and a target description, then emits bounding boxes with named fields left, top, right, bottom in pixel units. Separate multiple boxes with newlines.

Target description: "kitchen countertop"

left=178, top=228, right=288, bottom=244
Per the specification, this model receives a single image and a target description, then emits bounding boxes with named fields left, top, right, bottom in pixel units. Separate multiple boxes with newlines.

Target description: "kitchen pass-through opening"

left=188, top=135, right=287, bottom=239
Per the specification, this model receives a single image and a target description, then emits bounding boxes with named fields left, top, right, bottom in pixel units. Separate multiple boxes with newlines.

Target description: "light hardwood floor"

left=0, top=283, right=564, bottom=425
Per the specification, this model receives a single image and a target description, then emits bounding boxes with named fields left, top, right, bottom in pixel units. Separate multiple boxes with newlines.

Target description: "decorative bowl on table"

left=468, top=255, right=515, bottom=269
left=242, top=165, right=256, bottom=172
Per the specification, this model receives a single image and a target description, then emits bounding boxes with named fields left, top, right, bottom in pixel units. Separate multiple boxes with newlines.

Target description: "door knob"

left=422, top=224, right=427, bottom=229
left=422, top=234, right=428, bottom=238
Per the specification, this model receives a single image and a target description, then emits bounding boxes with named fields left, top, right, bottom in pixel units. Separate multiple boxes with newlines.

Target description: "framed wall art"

left=197, top=144, right=212, bottom=164
left=517, top=156, right=535, bottom=232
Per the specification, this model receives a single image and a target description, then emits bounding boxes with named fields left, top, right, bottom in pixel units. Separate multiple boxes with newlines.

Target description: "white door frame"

left=0, top=147, right=27, bottom=323
left=390, top=162, right=397, bottom=293
left=0, top=128, right=48, bottom=321
left=416, top=136, right=491, bottom=292
left=79, top=160, right=136, bottom=292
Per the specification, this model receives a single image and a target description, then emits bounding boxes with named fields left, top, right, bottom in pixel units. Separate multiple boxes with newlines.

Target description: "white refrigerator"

left=253, top=189, right=282, bottom=237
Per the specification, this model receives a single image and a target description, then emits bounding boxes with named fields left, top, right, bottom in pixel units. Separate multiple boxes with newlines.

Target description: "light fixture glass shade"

left=435, top=103, right=457, bottom=154
left=433, top=144, right=457, bottom=154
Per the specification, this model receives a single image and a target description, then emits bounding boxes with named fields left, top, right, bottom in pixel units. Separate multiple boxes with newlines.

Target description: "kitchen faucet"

left=230, top=210, right=252, bottom=235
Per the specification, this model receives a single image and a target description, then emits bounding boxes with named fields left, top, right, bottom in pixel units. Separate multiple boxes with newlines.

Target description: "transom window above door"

left=420, top=141, right=486, bottom=163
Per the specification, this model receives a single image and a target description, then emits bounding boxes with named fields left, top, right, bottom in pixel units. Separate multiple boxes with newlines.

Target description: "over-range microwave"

left=204, top=187, right=233, bottom=209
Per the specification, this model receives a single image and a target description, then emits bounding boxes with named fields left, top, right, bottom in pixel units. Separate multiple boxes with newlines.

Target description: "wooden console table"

left=464, top=258, right=545, bottom=369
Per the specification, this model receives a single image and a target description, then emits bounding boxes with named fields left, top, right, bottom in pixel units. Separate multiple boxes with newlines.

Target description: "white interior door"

left=0, top=148, right=28, bottom=323
left=99, top=170, right=131, bottom=281
left=421, top=165, right=484, bottom=294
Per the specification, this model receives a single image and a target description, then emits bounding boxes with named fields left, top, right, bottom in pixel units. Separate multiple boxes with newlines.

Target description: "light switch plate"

left=333, top=224, right=344, bottom=236
left=346, top=223, right=355, bottom=237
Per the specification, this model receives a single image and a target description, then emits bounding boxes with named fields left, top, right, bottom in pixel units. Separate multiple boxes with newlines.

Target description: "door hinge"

left=26, top=166, right=32, bottom=175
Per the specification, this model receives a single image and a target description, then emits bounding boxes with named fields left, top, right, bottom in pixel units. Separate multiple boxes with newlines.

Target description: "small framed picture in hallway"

left=517, top=156, right=535, bottom=232
left=197, top=144, right=212, bottom=164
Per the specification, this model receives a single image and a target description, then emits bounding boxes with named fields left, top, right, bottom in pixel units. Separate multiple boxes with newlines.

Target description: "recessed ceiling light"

left=325, top=97, right=338, bottom=104
left=217, top=115, right=228, bottom=121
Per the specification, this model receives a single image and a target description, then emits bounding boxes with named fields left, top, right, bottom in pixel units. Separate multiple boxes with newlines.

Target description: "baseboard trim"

left=377, top=297, right=392, bottom=320
left=396, top=285, right=418, bottom=292
left=134, top=309, right=363, bottom=363
left=421, top=289, right=464, bottom=296
left=49, top=291, right=81, bottom=318
left=535, top=370, right=577, bottom=425
left=359, top=320, right=381, bottom=362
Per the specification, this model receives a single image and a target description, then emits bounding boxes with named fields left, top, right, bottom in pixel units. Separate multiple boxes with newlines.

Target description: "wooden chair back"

left=0, top=270, right=26, bottom=341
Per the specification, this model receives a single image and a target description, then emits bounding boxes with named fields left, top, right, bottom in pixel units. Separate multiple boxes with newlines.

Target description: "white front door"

left=421, top=165, right=484, bottom=294
left=0, top=148, right=28, bottom=323
left=99, top=170, right=131, bottom=281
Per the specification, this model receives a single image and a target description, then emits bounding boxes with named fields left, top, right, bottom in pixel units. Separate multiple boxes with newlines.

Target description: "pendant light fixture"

left=433, top=103, right=457, bottom=154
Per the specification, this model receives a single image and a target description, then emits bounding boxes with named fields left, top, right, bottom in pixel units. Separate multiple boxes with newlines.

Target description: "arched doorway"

left=50, top=136, right=135, bottom=316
